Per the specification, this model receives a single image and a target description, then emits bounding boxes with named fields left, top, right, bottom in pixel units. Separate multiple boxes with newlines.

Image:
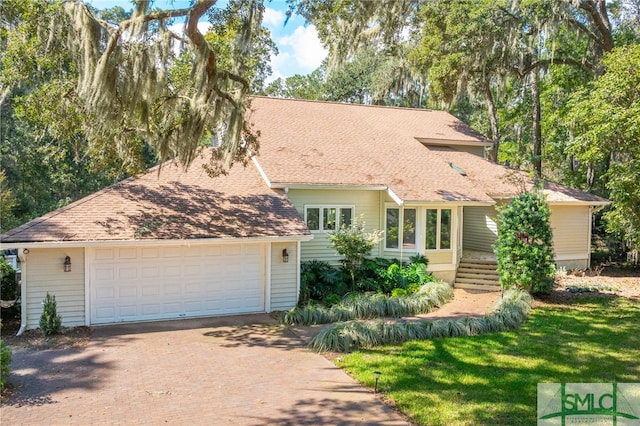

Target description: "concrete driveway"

left=2, top=314, right=408, bottom=425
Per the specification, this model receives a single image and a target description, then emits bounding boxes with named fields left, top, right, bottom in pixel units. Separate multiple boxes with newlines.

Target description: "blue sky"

left=87, top=0, right=327, bottom=81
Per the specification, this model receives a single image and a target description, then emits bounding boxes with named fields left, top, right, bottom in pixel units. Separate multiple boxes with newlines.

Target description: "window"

left=425, top=208, right=452, bottom=250
left=385, top=207, right=417, bottom=250
left=304, top=205, right=354, bottom=232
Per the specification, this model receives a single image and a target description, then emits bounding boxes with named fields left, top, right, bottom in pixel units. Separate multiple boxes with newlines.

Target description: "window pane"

left=426, top=209, right=437, bottom=250
left=306, top=208, right=319, bottom=230
left=323, top=207, right=337, bottom=230
left=403, top=209, right=416, bottom=249
left=340, top=208, right=353, bottom=228
left=440, top=209, right=451, bottom=249
left=386, top=208, right=400, bottom=249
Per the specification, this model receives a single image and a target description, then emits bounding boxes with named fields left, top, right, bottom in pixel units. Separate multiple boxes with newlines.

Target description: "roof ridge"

left=250, top=95, right=440, bottom=114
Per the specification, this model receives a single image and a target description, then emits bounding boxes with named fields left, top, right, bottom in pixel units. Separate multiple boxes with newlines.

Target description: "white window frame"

left=384, top=204, right=418, bottom=252
left=304, top=205, right=355, bottom=233
left=425, top=208, right=453, bottom=251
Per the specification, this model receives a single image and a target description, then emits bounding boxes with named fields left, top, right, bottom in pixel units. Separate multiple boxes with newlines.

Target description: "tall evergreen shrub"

left=494, top=191, right=556, bottom=293
left=40, top=292, right=62, bottom=336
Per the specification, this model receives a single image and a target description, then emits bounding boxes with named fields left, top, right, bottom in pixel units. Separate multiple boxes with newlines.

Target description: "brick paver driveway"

left=2, top=315, right=408, bottom=425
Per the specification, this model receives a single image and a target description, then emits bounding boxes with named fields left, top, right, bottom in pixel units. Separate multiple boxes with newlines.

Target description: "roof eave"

left=0, top=234, right=314, bottom=250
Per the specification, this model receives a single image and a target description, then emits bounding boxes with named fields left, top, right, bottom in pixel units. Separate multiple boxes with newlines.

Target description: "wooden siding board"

left=25, top=248, right=85, bottom=329
left=550, top=205, right=591, bottom=266
left=288, top=189, right=382, bottom=263
left=463, top=206, right=498, bottom=251
left=270, top=242, right=298, bottom=310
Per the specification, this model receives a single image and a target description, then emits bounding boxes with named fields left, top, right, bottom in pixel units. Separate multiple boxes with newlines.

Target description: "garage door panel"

left=90, top=244, right=266, bottom=324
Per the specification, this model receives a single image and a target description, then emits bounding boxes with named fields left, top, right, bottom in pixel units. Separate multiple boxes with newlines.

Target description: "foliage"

left=299, top=260, right=345, bottom=306
left=328, top=216, right=383, bottom=290
left=494, top=191, right=556, bottom=293
left=308, top=288, right=532, bottom=352
left=568, top=45, right=640, bottom=252
left=39, top=292, right=62, bottom=336
left=0, top=337, right=11, bottom=392
left=281, top=281, right=453, bottom=326
left=0, top=257, right=19, bottom=320
left=0, top=257, right=17, bottom=301
left=0, top=0, right=275, bottom=193
left=337, top=296, right=639, bottom=425
left=378, top=261, right=433, bottom=294
left=0, top=170, right=17, bottom=232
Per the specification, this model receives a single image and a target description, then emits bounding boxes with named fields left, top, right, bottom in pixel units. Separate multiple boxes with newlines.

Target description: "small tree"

left=328, top=216, right=383, bottom=290
left=40, top=292, right=62, bottom=336
left=494, top=191, right=556, bottom=294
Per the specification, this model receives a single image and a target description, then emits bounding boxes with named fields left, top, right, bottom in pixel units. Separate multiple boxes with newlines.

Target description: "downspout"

left=16, top=248, right=28, bottom=336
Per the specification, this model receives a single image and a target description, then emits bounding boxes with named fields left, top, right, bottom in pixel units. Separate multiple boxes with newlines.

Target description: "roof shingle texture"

left=1, top=154, right=309, bottom=243
left=427, top=147, right=608, bottom=204
left=248, top=97, right=494, bottom=203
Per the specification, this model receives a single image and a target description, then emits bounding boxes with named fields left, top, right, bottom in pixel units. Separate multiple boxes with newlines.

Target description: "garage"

left=89, top=243, right=266, bottom=324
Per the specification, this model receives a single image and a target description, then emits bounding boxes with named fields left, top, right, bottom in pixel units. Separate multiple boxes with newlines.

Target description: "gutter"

left=0, top=234, right=314, bottom=250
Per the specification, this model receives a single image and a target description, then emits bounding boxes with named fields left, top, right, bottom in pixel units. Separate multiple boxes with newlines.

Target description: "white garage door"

left=89, top=244, right=266, bottom=324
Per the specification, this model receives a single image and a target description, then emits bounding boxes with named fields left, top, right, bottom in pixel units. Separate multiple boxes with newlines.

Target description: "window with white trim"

left=425, top=208, right=452, bottom=250
left=305, top=205, right=354, bottom=232
left=385, top=207, right=417, bottom=250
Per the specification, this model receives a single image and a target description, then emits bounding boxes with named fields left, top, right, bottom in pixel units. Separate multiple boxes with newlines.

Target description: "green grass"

left=335, top=296, right=640, bottom=426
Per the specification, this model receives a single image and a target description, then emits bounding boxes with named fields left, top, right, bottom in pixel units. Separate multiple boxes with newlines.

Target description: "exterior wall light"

left=23, top=248, right=30, bottom=255
left=282, top=248, right=289, bottom=263
left=64, top=256, right=72, bottom=272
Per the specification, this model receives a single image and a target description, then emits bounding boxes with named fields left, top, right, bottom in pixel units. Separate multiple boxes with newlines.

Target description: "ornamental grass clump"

left=307, top=288, right=534, bottom=353
left=280, top=281, right=453, bottom=326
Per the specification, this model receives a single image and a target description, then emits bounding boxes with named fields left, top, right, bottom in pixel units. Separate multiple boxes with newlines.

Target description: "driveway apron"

left=2, top=314, right=408, bottom=425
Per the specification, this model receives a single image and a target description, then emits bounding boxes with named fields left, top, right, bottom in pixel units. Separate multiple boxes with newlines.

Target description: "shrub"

left=0, top=338, right=11, bottom=392
left=328, top=216, right=383, bottom=290
left=40, top=292, right=62, bottom=336
left=379, top=261, right=433, bottom=293
left=299, top=260, right=345, bottom=305
left=0, top=258, right=19, bottom=320
left=494, top=191, right=556, bottom=294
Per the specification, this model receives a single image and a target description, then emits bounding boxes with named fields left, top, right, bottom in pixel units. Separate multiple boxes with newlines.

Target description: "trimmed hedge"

left=308, top=289, right=533, bottom=352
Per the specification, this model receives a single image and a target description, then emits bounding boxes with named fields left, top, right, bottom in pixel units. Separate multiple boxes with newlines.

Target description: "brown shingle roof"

left=1, top=153, right=310, bottom=244
left=248, top=97, right=494, bottom=203
left=249, top=97, right=606, bottom=205
left=427, top=147, right=608, bottom=204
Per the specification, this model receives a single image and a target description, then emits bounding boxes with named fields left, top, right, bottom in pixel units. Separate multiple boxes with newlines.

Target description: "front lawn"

left=335, top=295, right=640, bottom=425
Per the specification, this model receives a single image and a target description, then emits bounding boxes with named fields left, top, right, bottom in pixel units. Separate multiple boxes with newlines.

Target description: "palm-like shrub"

left=0, top=338, right=11, bottom=391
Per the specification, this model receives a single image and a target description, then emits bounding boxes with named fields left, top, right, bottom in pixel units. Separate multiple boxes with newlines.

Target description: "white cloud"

left=263, top=7, right=285, bottom=28
left=277, top=25, right=327, bottom=72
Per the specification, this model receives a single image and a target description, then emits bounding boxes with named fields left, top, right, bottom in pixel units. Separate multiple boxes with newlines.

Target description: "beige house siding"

left=463, top=206, right=499, bottom=252
left=550, top=205, right=591, bottom=269
left=23, top=248, right=85, bottom=330
left=287, top=189, right=382, bottom=263
left=270, top=242, right=298, bottom=311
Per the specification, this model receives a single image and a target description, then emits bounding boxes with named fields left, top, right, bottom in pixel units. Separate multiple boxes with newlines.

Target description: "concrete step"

left=456, top=276, right=501, bottom=286
left=454, top=282, right=501, bottom=291
left=457, top=268, right=499, bottom=277
left=458, top=263, right=497, bottom=271
left=459, top=258, right=497, bottom=265
left=456, top=273, right=500, bottom=282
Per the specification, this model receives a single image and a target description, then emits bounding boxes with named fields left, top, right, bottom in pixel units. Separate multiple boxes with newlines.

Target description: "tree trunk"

left=531, top=69, right=542, bottom=178
left=483, top=79, right=500, bottom=162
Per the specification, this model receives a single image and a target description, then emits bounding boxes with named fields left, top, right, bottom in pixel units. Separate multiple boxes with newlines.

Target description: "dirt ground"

left=537, top=264, right=640, bottom=307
